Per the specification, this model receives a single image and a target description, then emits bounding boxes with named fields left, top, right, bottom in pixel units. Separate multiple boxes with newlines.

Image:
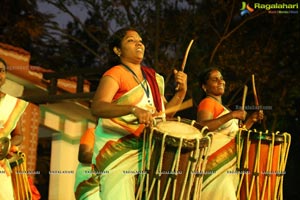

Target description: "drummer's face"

left=203, top=70, right=225, bottom=96
left=118, top=30, right=145, bottom=64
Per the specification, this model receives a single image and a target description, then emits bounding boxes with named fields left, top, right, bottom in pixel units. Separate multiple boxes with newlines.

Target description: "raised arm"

left=164, top=70, right=187, bottom=117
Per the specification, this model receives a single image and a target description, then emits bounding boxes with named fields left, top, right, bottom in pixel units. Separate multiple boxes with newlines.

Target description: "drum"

left=236, top=129, right=291, bottom=200
left=9, top=151, right=33, bottom=200
left=136, top=117, right=213, bottom=200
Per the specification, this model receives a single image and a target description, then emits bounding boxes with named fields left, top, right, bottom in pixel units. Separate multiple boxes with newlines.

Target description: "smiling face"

left=115, top=30, right=145, bottom=64
left=202, top=70, right=225, bottom=97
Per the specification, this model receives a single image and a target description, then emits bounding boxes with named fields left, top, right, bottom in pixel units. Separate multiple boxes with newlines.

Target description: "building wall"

left=1, top=42, right=96, bottom=200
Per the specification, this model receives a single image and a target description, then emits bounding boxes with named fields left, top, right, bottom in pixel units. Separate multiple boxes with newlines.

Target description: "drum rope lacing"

left=136, top=119, right=213, bottom=200
left=10, top=151, right=32, bottom=200
left=236, top=129, right=291, bottom=200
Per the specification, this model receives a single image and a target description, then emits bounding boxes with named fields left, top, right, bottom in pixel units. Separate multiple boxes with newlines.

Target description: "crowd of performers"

left=0, top=27, right=266, bottom=200
left=74, top=27, right=263, bottom=200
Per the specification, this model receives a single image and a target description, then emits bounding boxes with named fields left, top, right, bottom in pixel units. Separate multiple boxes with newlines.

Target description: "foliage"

left=0, top=0, right=52, bottom=57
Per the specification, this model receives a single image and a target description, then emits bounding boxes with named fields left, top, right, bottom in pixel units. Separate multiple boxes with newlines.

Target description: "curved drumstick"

left=252, top=74, right=259, bottom=106
left=181, top=39, right=194, bottom=71
left=175, top=39, right=194, bottom=90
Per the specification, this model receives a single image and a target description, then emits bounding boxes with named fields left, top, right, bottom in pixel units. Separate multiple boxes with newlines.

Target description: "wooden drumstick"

left=252, top=74, right=262, bottom=123
left=181, top=39, right=194, bottom=72
left=175, top=39, right=194, bottom=90
left=252, top=74, right=259, bottom=106
left=128, top=99, right=193, bottom=124
left=241, top=85, right=248, bottom=110
left=164, top=98, right=193, bottom=115
left=239, top=85, right=247, bottom=128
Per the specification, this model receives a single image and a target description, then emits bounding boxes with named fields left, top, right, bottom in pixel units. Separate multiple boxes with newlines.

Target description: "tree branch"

left=209, top=10, right=266, bottom=63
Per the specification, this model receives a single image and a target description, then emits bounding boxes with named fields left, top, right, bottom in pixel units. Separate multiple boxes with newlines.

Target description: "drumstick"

left=240, top=85, right=247, bottom=128
left=252, top=74, right=259, bottom=106
left=127, top=99, right=193, bottom=124
left=241, top=85, right=248, bottom=110
left=175, top=39, right=194, bottom=90
left=164, top=98, right=193, bottom=115
left=181, top=39, right=194, bottom=71
left=252, top=74, right=262, bottom=124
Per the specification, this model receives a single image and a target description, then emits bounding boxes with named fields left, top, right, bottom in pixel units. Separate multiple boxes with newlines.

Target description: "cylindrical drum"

left=136, top=117, right=213, bottom=200
left=236, top=130, right=291, bottom=200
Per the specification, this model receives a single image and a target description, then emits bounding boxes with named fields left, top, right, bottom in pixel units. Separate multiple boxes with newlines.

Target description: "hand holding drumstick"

left=239, top=75, right=264, bottom=129
left=251, top=74, right=264, bottom=123
left=130, top=99, right=194, bottom=126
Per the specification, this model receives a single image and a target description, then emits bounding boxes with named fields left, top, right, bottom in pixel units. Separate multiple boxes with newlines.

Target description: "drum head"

left=156, top=121, right=202, bottom=139
left=149, top=118, right=209, bottom=149
left=241, top=130, right=286, bottom=143
left=0, top=137, right=11, bottom=160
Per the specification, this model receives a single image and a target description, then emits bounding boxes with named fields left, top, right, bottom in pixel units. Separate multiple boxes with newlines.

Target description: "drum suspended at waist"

left=136, top=117, right=213, bottom=200
left=149, top=117, right=210, bottom=150
left=236, top=129, right=291, bottom=200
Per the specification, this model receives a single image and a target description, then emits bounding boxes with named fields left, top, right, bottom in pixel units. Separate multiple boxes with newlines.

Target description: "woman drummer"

left=77, top=27, right=187, bottom=200
left=196, top=67, right=263, bottom=199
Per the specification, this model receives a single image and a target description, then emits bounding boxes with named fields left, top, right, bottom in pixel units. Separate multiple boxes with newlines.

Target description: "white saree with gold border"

left=0, top=94, right=28, bottom=200
left=75, top=74, right=165, bottom=200
left=201, top=107, right=239, bottom=200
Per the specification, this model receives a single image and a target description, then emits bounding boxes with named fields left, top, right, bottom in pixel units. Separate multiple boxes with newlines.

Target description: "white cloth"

left=201, top=108, right=240, bottom=200
left=0, top=160, right=14, bottom=200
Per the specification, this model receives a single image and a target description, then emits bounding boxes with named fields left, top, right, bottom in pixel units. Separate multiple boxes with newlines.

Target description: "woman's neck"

left=120, top=62, right=143, bottom=81
left=206, top=94, right=222, bottom=104
left=121, top=61, right=140, bottom=70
